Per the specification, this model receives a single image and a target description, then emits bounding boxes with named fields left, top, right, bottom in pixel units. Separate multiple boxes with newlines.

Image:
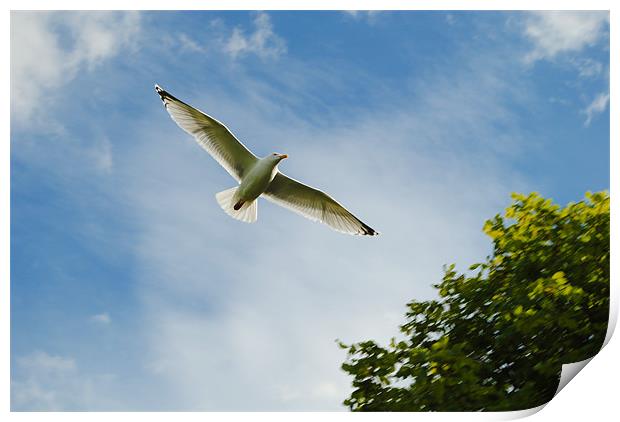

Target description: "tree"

left=340, top=191, right=610, bottom=411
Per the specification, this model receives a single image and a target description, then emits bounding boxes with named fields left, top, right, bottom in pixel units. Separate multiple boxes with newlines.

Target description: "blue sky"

left=10, top=10, right=609, bottom=410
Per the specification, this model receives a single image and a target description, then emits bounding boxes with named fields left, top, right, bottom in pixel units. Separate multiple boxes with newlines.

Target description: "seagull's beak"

left=279, top=154, right=288, bottom=159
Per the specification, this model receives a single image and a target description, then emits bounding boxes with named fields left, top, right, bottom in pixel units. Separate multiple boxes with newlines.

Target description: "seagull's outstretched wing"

left=155, top=84, right=258, bottom=182
left=264, top=173, right=379, bottom=236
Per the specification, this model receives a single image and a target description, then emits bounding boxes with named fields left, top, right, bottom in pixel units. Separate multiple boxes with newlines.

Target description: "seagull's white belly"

left=237, top=161, right=278, bottom=201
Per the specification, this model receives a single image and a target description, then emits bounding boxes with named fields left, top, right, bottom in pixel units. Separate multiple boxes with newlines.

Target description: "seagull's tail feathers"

left=215, top=187, right=258, bottom=224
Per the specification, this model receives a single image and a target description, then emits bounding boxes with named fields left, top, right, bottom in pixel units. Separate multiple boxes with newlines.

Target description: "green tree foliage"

left=340, top=192, right=610, bottom=411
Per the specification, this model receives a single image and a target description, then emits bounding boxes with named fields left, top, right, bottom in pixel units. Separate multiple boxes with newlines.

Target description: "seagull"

left=155, top=84, right=379, bottom=236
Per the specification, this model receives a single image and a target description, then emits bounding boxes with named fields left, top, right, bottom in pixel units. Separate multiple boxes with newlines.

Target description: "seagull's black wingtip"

left=154, top=84, right=167, bottom=101
left=360, top=222, right=380, bottom=236
left=154, top=84, right=184, bottom=106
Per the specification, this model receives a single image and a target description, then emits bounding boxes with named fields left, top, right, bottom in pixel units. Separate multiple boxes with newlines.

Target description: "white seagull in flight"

left=155, top=84, right=379, bottom=236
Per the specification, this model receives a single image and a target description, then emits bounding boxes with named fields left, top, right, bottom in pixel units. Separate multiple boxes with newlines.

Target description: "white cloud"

left=344, top=11, right=380, bottom=22
left=12, top=352, right=81, bottom=411
left=95, top=137, right=114, bottom=174
left=523, top=11, right=609, bottom=63
left=572, top=57, right=604, bottom=78
left=582, top=92, right=609, bottom=126
left=90, top=312, right=111, bottom=324
left=224, top=12, right=286, bottom=60
left=17, top=351, right=76, bottom=372
left=177, top=33, right=205, bottom=53
left=12, top=351, right=121, bottom=410
left=11, top=11, right=141, bottom=124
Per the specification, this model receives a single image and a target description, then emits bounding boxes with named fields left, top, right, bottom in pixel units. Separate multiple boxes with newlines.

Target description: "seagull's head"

left=269, top=152, right=289, bottom=162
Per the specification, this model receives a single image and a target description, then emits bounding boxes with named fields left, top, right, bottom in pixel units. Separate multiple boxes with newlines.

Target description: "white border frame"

left=2, top=1, right=617, bottom=421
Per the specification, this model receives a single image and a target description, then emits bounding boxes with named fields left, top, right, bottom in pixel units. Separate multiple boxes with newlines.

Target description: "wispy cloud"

left=582, top=92, right=609, bottom=126
left=12, top=351, right=88, bottom=410
left=11, top=11, right=141, bottom=125
left=343, top=11, right=380, bottom=23
left=224, top=12, right=286, bottom=60
left=523, top=11, right=609, bottom=64
left=572, top=57, right=604, bottom=78
left=85, top=137, right=114, bottom=174
left=518, top=11, right=609, bottom=128
left=177, top=33, right=205, bottom=53
left=12, top=351, right=126, bottom=410
left=17, top=351, right=76, bottom=372
left=12, top=352, right=76, bottom=410
left=90, top=312, right=111, bottom=324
